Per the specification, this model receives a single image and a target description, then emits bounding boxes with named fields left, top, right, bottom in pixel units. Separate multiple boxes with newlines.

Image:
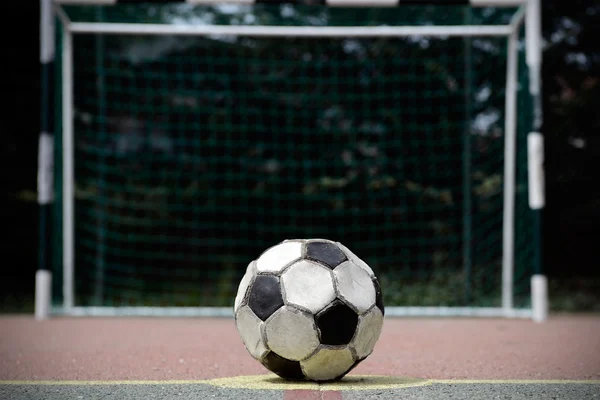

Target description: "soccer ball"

left=234, top=238, right=384, bottom=381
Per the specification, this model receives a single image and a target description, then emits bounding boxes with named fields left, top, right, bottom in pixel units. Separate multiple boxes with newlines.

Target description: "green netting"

left=55, top=4, right=533, bottom=308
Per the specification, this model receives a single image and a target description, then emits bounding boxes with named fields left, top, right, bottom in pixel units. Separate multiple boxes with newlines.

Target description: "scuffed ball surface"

left=234, top=239, right=384, bottom=381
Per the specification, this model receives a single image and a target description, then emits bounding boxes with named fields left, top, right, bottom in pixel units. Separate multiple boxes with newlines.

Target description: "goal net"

left=51, top=1, right=535, bottom=317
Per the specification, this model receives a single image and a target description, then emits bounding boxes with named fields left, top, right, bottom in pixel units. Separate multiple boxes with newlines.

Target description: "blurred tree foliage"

left=1, top=1, right=599, bottom=310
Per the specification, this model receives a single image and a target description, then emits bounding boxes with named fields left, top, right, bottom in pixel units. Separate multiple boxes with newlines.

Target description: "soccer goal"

left=38, top=0, right=546, bottom=320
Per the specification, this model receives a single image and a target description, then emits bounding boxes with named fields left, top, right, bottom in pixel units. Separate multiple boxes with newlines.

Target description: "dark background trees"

left=541, top=3, right=600, bottom=295
left=2, top=1, right=598, bottom=310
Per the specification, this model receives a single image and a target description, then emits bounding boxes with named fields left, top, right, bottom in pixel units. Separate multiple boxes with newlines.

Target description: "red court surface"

left=1, top=314, right=599, bottom=382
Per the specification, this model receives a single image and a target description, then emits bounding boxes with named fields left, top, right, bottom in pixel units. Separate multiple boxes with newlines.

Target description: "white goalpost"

left=37, top=0, right=546, bottom=320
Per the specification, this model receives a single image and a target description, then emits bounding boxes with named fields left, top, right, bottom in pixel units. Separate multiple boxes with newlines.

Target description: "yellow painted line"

left=432, top=379, right=600, bottom=385
left=0, top=376, right=599, bottom=390
left=0, top=376, right=431, bottom=391
left=203, top=374, right=431, bottom=391
left=0, top=380, right=210, bottom=386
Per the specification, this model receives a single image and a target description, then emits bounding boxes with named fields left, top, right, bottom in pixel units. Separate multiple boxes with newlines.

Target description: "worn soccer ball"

left=234, top=238, right=384, bottom=381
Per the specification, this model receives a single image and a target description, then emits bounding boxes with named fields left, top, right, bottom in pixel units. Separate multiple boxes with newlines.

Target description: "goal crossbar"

left=54, top=0, right=527, bottom=7
left=66, top=23, right=515, bottom=37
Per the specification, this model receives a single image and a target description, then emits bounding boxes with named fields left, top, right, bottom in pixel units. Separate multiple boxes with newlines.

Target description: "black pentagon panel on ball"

left=372, top=277, right=385, bottom=316
left=248, top=275, right=284, bottom=321
left=306, top=241, right=347, bottom=269
left=316, top=300, right=358, bottom=345
left=261, top=352, right=305, bottom=380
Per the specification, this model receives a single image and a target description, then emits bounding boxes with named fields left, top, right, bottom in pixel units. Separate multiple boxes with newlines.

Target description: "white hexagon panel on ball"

left=234, top=261, right=256, bottom=313
left=255, top=241, right=303, bottom=274
left=235, top=305, right=268, bottom=360
left=334, top=261, right=376, bottom=314
left=282, top=260, right=337, bottom=314
left=264, top=306, right=320, bottom=361
left=301, top=347, right=356, bottom=381
left=352, top=306, right=384, bottom=359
